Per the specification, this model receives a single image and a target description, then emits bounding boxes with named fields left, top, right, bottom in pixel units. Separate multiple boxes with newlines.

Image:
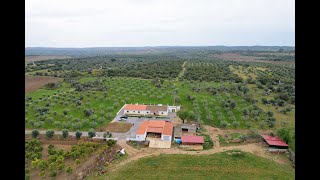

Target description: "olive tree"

left=75, top=130, right=82, bottom=139
left=31, top=129, right=39, bottom=138
left=46, top=130, right=55, bottom=138
left=88, top=128, right=96, bottom=138
left=62, top=129, right=68, bottom=138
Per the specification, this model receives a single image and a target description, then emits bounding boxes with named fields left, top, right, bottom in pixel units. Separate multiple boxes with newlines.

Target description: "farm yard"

left=25, top=47, right=295, bottom=179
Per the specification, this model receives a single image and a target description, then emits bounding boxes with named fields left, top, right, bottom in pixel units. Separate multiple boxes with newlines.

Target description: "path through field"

left=176, top=61, right=188, bottom=81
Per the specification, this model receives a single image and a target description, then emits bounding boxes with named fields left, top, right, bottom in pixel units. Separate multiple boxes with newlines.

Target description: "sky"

left=25, top=0, right=295, bottom=47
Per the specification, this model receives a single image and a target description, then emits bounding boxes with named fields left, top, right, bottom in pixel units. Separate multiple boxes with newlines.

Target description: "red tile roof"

left=136, top=120, right=173, bottom=136
left=181, top=135, right=204, bottom=144
left=147, top=127, right=163, bottom=133
left=162, top=121, right=173, bottom=136
left=261, top=135, right=288, bottom=147
left=136, top=121, right=148, bottom=134
left=124, top=104, right=147, bottom=111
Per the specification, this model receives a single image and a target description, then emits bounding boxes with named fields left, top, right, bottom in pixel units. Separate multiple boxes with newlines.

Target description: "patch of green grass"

left=91, top=152, right=294, bottom=180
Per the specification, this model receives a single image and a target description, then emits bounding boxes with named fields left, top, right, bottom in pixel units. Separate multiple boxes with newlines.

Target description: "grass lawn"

left=90, top=151, right=294, bottom=180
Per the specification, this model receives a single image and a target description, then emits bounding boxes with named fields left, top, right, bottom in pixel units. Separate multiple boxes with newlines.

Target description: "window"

left=127, top=111, right=129, bottom=113
left=133, top=111, right=135, bottom=112
left=147, top=112, right=149, bottom=113
left=138, top=111, right=140, bottom=113
left=161, top=112, right=163, bottom=114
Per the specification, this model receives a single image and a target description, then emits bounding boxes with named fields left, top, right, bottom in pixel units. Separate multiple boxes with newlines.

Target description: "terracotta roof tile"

left=136, top=120, right=173, bottom=136
left=124, top=104, right=147, bottom=111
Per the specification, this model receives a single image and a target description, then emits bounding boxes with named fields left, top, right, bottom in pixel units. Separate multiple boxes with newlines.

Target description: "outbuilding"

left=261, top=135, right=289, bottom=149
left=181, top=135, right=204, bottom=145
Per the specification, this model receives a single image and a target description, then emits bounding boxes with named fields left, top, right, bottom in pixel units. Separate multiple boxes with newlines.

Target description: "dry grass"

left=104, top=122, right=133, bottom=133
left=25, top=75, right=62, bottom=93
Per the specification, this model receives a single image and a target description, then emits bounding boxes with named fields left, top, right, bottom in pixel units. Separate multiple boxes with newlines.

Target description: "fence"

left=288, top=148, right=295, bottom=167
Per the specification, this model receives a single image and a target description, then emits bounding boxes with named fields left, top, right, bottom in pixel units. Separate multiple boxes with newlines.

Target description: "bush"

left=248, top=128, right=260, bottom=138
left=88, top=128, right=96, bottom=138
left=107, top=139, right=117, bottom=146
left=49, top=171, right=57, bottom=177
left=276, top=128, right=292, bottom=144
left=232, top=121, right=240, bottom=128
left=63, top=109, right=70, bottom=115
left=74, top=159, right=80, bottom=165
left=65, top=166, right=72, bottom=173
left=31, top=129, right=39, bottom=138
left=220, top=121, right=228, bottom=128
left=46, top=130, right=55, bottom=138
left=62, top=129, right=69, bottom=138
left=75, top=130, right=82, bottom=139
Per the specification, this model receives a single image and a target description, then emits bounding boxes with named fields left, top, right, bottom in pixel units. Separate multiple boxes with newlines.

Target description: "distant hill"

left=25, top=46, right=295, bottom=57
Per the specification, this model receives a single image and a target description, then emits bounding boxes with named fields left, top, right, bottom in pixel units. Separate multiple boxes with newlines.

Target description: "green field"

left=88, top=151, right=294, bottom=180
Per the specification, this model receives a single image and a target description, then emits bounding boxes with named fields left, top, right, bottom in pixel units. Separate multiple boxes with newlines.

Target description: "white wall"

left=136, top=133, right=146, bottom=141
left=124, top=110, right=150, bottom=115
left=159, top=111, right=168, bottom=115
left=168, top=106, right=180, bottom=112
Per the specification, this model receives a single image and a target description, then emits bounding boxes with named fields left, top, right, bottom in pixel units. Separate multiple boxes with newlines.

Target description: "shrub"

left=107, top=139, right=117, bottom=146
left=232, top=121, right=240, bottom=128
left=31, top=129, right=39, bottom=138
left=63, top=109, right=70, bottom=115
left=220, top=121, right=228, bottom=128
left=65, top=166, right=72, bottom=173
left=75, top=130, right=82, bottom=139
left=276, top=128, right=292, bottom=144
left=46, top=130, right=55, bottom=138
left=88, top=128, right=96, bottom=138
left=62, top=129, right=68, bottom=138
left=49, top=171, right=57, bottom=177
left=248, top=128, right=260, bottom=138
left=74, top=159, right=80, bottom=165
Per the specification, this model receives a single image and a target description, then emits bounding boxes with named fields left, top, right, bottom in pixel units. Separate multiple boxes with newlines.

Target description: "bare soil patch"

left=25, top=75, right=62, bottom=93
left=104, top=122, right=133, bottom=133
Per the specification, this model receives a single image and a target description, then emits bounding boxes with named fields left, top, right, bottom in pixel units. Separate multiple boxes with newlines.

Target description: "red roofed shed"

left=181, top=135, right=204, bottom=145
left=261, top=135, right=288, bottom=149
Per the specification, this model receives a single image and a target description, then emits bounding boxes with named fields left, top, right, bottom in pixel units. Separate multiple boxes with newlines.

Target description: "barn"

left=181, top=135, right=204, bottom=145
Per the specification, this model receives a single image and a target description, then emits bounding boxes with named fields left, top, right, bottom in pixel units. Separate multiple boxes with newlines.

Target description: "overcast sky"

left=25, top=0, right=295, bottom=47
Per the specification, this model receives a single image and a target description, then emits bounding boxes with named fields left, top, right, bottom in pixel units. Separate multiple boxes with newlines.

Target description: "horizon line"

left=25, top=45, right=295, bottom=48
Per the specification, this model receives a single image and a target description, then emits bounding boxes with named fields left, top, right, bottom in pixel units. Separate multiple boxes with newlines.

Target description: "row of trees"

left=31, top=129, right=112, bottom=139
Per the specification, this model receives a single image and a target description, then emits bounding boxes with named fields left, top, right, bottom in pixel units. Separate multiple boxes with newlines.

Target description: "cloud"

left=26, top=0, right=295, bottom=47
